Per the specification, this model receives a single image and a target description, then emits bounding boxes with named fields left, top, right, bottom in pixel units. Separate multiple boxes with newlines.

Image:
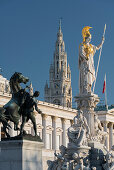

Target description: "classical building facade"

left=0, top=74, right=114, bottom=169
left=44, top=21, right=72, bottom=108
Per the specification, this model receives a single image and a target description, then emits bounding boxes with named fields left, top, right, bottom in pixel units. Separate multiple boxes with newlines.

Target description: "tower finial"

left=59, top=18, right=62, bottom=33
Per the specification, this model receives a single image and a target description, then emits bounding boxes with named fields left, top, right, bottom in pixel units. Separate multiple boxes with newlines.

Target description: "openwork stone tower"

left=44, top=21, right=72, bottom=107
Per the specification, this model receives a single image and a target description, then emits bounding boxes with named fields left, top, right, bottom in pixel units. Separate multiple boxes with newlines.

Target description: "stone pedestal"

left=0, top=137, right=44, bottom=170
left=75, top=93, right=99, bottom=136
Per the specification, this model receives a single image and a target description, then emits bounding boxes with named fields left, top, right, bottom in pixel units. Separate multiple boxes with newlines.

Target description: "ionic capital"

left=61, top=118, right=66, bottom=124
left=52, top=116, right=58, bottom=122
left=42, top=114, right=48, bottom=120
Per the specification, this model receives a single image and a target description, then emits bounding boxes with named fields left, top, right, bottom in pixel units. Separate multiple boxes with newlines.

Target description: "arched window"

left=53, top=99, right=60, bottom=105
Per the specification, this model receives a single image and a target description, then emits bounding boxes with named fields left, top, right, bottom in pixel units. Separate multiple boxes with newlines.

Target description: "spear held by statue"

left=93, top=24, right=106, bottom=93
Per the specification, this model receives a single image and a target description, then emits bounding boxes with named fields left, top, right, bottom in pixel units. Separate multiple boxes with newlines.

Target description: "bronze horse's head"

left=10, top=72, right=29, bottom=93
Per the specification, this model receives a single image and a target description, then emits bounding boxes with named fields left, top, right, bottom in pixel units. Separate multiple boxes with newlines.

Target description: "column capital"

left=52, top=116, right=58, bottom=122
left=61, top=118, right=66, bottom=123
left=102, top=121, right=108, bottom=126
left=42, top=114, right=48, bottom=120
left=109, top=122, right=113, bottom=127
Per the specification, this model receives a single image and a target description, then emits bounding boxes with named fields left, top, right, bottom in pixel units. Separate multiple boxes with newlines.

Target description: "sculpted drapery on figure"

left=68, top=110, right=90, bottom=147
left=79, top=26, right=104, bottom=94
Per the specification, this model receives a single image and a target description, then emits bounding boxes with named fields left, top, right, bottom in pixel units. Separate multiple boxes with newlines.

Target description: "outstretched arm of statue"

left=35, top=103, right=42, bottom=114
left=96, top=37, right=105, bottom=50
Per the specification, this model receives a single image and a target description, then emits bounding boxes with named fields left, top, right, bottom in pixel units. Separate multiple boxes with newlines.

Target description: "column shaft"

left=42, top=114, right=47, bottom=148
left=62, top=118, right=66, bottom=147
left=103, top=121, right=108, bottom=149
left=52, top=116, right=57, bottom=150
left=109, top=122, right=113, bottom=150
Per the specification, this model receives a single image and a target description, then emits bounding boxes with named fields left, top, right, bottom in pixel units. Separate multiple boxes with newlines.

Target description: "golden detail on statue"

left=81, top=26, right=94, bottom=60
left=83, top=43, right=94, bottom=60
left=82, top=26, right=92, bottom=42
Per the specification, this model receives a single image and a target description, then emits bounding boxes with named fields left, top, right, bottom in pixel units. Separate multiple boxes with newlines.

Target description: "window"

left=46, top=134, right=52, bottom=149
left=56, top=135, right=61, bottom=150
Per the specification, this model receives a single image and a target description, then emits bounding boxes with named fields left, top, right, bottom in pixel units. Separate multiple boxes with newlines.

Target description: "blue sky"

left=0, top=0, right=114, bottom=106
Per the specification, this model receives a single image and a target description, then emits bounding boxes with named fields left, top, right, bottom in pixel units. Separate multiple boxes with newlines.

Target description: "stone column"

left=103, top=121, right=108, bottom=149
left=109, top=122, right=113, bottom=150
left=52, top=116, right=57, bottom=150
left=42, top=114, right=47, bottom=148
left=62, top=118, right=66, bottom=147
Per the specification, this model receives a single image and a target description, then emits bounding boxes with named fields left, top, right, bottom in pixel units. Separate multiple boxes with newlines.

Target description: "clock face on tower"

left=54, top=83, right=60, bottom=89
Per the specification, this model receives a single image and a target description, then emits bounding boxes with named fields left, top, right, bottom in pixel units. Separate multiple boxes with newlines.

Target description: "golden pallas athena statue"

left=79, top=26, right=104, bottom=94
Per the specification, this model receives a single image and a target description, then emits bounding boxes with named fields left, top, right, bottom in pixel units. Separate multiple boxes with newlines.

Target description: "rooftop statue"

left=79, top=26, right=104, bottom=94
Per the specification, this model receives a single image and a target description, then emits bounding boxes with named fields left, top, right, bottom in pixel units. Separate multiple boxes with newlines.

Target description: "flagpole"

left=105, top=74, right=108, bottom=111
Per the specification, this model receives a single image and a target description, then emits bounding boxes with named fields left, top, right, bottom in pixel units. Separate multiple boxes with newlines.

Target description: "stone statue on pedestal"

left=48, top=110, right=91, bottom=170
left=68, top=110, right=90, bottom=147
left=79, top=26, right=104, bottom=94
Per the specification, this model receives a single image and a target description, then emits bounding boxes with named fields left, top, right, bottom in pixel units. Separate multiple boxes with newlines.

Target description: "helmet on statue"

left=82, top=26, right=92, bottom=42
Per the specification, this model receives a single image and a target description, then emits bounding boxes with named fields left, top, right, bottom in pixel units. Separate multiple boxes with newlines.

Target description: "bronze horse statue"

left=0, top=72, right=29, bottom=137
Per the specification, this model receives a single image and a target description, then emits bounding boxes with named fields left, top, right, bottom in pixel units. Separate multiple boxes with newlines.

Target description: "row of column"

left=1, top=116, right=113, bottom=151
left=0, top=115, right=67, bottom=148
left=103, top=121, right=114, bottom=150
left=42, top=114, right=67, bottom=149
